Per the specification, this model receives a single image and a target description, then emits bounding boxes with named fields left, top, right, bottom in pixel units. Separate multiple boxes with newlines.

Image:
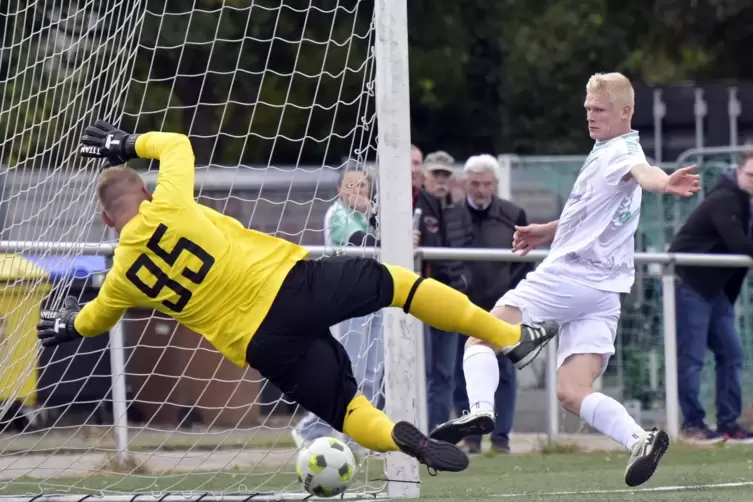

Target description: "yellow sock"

left=342, top=395, right=399, bottom=453
left=385, top=264, right=521, bottom=349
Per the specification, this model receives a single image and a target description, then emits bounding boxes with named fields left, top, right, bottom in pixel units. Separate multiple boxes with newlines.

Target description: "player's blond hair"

left=586, top=72, right=635, bottom=110
left=96, top=165, right=146, bottom=214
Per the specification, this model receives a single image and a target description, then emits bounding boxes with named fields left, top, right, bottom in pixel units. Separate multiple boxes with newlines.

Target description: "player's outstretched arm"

left=73, top=274, right=130, bottom=336
left=627, top=163, right=670, bottom=192
left=134, top=132, right=195, bottom=202
left=37, top=288, right=126, bottom=347
left=512, top=220, right=558, bottom=256
left=37, top=296, right=84, bottom=347
left=628, top=163, right=701, bottom=196
left=66, top=274, right=128, bottom=340
left=73, top=296, right=127, bottom=338
left=79, top=120, right=195, bottom=203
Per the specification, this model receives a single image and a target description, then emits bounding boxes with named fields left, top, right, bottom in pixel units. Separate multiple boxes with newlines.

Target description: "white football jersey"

left=538, top=130, right=646, bottom=293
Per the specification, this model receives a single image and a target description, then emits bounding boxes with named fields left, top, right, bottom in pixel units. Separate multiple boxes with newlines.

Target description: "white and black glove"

left=37, top=296, right=83, bottom=348
left=79, top=120, right=140, bottom=165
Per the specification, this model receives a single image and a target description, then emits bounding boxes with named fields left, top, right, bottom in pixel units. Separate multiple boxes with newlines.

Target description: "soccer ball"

left=296, top=437, right=357, bottom=497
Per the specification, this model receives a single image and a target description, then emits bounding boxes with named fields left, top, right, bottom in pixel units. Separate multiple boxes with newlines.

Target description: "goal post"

left=0, top=1, right=417, bottom=500
left=373, top=0, right=421, bottom=499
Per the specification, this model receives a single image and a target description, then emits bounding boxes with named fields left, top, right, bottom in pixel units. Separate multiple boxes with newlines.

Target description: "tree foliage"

left=1, top=0, right=752, bottom=167
left=409, top=0, right=753, bottom=156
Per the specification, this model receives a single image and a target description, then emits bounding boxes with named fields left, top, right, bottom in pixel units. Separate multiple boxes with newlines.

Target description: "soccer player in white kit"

left=431, top=72, right=700, bottom=487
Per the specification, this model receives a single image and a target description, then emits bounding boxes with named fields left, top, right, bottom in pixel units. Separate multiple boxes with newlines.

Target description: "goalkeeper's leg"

left=301, top=256, right=557, bottom=366
left=383, top=264, right=558, bottom=367
left=384, top=264, right=523, bottom=349
left=246, top=329, right=468, bottom=473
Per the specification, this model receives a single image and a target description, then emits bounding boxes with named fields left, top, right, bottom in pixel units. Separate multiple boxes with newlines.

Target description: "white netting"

left=0, top=1, right=403, bottom=499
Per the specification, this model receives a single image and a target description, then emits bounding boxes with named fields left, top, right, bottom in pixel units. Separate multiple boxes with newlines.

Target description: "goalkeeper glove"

left=79, top=120, right=140, bottom=165
left=37, top=296, right=83, bottom=348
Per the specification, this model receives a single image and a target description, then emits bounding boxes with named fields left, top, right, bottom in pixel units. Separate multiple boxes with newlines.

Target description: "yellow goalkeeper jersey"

left=74, top=132, right=309, bottom=367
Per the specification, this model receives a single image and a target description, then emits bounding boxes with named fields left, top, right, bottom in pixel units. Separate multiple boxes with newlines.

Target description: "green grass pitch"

left=3, top=443, right=753, bottom=501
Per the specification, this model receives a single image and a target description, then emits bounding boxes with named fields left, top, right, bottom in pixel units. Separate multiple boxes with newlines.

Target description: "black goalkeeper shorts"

left=245, top=256, right=394, bottom=432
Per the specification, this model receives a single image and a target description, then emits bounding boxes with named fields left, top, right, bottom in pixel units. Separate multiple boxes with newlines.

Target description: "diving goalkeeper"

left=38, top=121, right=557, bottom=474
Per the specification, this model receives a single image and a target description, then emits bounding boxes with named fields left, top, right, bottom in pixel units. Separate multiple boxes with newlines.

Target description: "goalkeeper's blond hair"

left=96, top=165, right=146, bottom=215
left=586, top=72, right=634, bottom=115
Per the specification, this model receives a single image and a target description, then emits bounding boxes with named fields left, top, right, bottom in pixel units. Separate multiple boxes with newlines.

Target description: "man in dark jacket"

left=423, top=151, right=473, bottom=292
left=419, top=149, right=473, bottom=432
left=452, top=154, right=532, bottom=454
left=668, top=150, right=753, bottom=444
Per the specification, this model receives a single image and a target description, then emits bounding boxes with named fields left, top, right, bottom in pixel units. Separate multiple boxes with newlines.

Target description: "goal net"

left=0, top=1, right=418, bottom=500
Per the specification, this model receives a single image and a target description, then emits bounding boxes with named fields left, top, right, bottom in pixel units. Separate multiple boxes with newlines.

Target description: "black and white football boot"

left=503, top=320, right=559, bottom=370
left=391, top=421, right=469, bottom=475
left=624, top=428, right=670, bottom=487
left=429, top=321, right=558, bottom=445
left=429, top=405, right=496, bottom=446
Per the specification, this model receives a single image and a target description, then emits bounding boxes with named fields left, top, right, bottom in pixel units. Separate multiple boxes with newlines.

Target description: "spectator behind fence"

left=422, top=150, right=473, bottom=433
left=452, top=154, right=532, bottom=454
left=410, top=145, right=448, bottom=277
left=293, top=168, right=384, bottom=452
left=668, top=150, right=753, bottom=444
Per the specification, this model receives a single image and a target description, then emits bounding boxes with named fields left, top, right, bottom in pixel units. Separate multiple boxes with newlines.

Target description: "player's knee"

left=556, top=380, right=591, bottom=414
left=464, top=337, right=496, bottom=352
left=556, top=379, right=576, bottom=412
left=383, top=264, right=422, bottom=311
left=557, top=356, right=592, bottom=410
left=556, top=373, right=594, bottom=414
left=490, top=305, right=523, bottom=325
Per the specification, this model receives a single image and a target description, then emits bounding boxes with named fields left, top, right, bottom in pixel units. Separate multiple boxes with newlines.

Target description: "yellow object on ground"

left=0, top=254, right=50, bottom=407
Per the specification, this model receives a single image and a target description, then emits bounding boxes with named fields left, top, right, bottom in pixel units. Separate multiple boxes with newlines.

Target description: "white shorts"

left=495, top=267, right=622, bottom=373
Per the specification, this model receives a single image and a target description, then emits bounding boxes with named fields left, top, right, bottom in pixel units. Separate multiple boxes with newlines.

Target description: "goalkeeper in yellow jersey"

left=38, top=121, right=557, bottom=474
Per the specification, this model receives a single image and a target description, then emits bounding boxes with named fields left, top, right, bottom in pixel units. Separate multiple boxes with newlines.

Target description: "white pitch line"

left=493, top=480, right=753, bottom=498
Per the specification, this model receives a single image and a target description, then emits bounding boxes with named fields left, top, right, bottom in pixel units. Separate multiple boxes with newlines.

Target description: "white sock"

left=580, top=392, right=645, bottom=451
left=463, top=345, right=499, bottom=413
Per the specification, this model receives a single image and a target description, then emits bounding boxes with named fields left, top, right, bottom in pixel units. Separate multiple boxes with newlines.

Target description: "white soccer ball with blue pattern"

left=296, top=436, right=357, bottom=497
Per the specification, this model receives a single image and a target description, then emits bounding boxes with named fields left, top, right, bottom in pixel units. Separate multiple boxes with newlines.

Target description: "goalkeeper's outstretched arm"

left=37, top=278, right=130, bottom=348
left=79, top=121, right=196, bottom=204
left=134, top=132, right=196, bottom=203
left=74, top=276, right=130, bottom=337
